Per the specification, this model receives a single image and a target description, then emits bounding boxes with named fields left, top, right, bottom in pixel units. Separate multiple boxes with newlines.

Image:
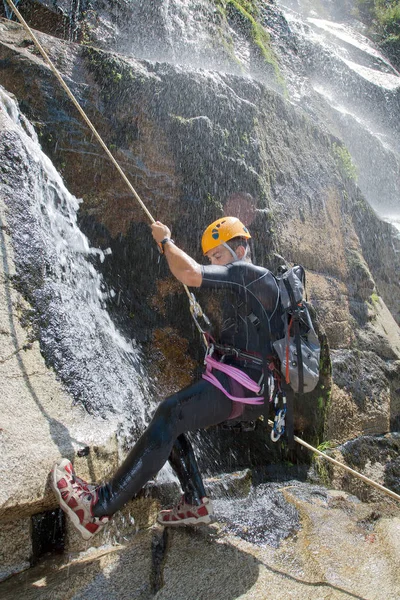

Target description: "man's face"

left=205, top=243, right=235, bottom=265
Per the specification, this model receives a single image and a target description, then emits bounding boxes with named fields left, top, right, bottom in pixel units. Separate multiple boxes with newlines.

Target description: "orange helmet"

left=201, top=217, right=251, bottom=255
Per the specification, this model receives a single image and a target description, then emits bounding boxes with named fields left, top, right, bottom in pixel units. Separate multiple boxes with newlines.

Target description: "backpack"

left=272, top=265, right=321, bottom=395
left=255, top=264, right=321, bottom=446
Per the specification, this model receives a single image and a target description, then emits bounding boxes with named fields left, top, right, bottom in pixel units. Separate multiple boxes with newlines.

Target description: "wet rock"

left=0, top=195, right=120, bottom=519
left=0, top=1, right=400, bottom=595
left=3, top=482, right=398, bottom=599
left=214, top=482, right=300, bottom=548
left=331, top=433, right=400, bottom=501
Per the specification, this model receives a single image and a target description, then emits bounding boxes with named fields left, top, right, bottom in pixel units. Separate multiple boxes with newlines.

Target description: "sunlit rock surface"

left=0, top=484, right=399, bottom=599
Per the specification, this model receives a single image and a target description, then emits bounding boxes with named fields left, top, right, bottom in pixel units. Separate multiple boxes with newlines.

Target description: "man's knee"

left=152, top=394, right=181, bottom=424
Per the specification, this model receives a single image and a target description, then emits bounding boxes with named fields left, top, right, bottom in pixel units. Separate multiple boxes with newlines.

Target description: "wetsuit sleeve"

left=200, top=264, right=235, bottom=289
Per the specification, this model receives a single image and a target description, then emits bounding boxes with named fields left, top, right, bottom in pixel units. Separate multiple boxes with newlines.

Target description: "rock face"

left=1, top=13, right=398, bottom=432
left=1, top=484, right=400, bottom=600
left=0, top=113, right=119, bottom=579
left=0, top=0, right=400, bottom=594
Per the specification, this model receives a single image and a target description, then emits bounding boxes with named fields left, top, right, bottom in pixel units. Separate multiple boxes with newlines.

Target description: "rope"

left=3, top=0, right=208, bottom=346
left=267, top=419, right=400, bottom=503
left=4, top=0, right=399, bottom=505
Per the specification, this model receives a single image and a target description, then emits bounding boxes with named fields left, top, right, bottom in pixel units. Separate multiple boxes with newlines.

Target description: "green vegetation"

left=346, top=248, right=372, bottom=278
left=332, top=143, right=358, bottom=181
left=213, top=0, right=284, bottom=85
left=82, top=47, right=135, bottom=103
left=214, top=0, right=259, bottom=19
left=370, top=291, right=380, bottom=305
left=169, top=114, right=193, bottom=126
left=205, top=192, right=224, bottom=216
left=314, top=440, right=337, bottom=485
left=228, top=1, right=277, bottom=67
left=219, top=33, right=245, bottom=69
left=356, top=1, right=400, bottom=66
left=317, top=440, right=334, bottom=452
left=370, top=291, right=380, bottom=303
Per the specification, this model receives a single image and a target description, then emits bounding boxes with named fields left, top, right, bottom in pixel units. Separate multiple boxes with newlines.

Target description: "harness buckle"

left=204, top=343, right=214, bottom=363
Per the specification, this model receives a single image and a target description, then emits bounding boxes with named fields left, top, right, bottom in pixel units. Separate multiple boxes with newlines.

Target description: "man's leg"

left=93, top=378, right=232, bottom=516
left=155, top=433, right=213, bottom=526
left=52, top=378, right=232, bottom=537
left=168, top=433, right=206, bottom=505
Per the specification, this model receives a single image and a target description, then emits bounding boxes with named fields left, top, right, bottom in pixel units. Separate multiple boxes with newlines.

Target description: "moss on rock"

left=213, top=0, right=283, bottom=85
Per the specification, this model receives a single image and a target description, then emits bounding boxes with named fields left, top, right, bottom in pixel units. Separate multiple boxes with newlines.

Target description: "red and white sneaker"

left=157, top=495, right=213, bottom=526
left=51, top=458, right=110, bottom=541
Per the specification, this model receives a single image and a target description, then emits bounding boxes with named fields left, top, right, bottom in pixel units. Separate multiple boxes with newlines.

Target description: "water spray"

left=2, top=0, right=209, bottom=346
left=3, top=0, right=400, bottom=505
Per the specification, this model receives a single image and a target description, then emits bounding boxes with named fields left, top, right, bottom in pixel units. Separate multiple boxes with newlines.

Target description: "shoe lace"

left=70, top=474, right=101, bottom=494
left=70, top=478, right=97, bottom=501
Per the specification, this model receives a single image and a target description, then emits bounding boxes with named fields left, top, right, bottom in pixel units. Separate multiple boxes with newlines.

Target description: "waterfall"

left=0, top=86, right=150, bottom=431
left=112, top=0, right=399, bottom=228
left=274, top=0, right=400, bottom=230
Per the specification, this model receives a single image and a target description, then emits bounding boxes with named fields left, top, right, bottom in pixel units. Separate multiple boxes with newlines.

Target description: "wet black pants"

left=93, top=378, right=234, bottom=517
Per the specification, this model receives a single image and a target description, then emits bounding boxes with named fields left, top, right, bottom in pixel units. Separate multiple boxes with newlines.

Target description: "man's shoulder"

left=200, top=262, right=275, bottom=290
left=229, top=261, right=271, bottom=278
left=202, top=262, right=271, bottom=278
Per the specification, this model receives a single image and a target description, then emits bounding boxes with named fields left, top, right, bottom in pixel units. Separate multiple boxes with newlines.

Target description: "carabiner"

left=270, top=409, right=286, bottom=442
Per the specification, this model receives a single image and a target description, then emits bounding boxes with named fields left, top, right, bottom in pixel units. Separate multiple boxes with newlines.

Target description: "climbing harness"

left=206, top=342, right=262, bottom=365
left=202, top=350, right=263, bottom=405
left=5, top=0, right=400, bottom=505
left=204, top=341, right=288, bottom=441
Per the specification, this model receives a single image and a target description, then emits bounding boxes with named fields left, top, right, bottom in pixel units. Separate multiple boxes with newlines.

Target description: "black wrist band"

left=160, top=238, right=174, bottom=254
left=160, top=237, right=174, bottom=247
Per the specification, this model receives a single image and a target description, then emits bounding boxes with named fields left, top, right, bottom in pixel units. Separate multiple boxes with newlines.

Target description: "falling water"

left=274, top=0, right=400, bottom=228
left=115, top=0, right=399, bottom=227
left=0, top=86, right=150, bottom=433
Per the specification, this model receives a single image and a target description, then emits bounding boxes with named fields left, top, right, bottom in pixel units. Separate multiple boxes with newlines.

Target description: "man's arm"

left=151, top=221, right=202, bottom=287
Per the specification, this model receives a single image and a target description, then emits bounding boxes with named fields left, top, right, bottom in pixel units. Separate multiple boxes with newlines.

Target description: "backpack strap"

left=283, top=384, right=295, bottom=450
left=246, top=283, right=297, bottom=447
left=247, top=312, right=272, bottom=422
left=283, top=277, right=305, bottom=394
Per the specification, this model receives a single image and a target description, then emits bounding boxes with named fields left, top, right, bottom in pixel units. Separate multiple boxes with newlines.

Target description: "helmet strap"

left=223, top=242, right=240, bottom=262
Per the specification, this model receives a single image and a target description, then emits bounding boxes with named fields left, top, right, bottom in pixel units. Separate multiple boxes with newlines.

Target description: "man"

left=52, top=217, right=281, bottom=540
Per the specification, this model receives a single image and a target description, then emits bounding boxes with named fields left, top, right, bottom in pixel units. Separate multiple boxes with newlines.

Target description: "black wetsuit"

left=94, top=261, right=280, bottom=517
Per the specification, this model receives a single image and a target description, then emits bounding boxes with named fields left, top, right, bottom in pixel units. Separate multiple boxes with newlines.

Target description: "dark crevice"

left=31, top=508, right=65, bottom=566
left=150, top=527, right=169, bottom=594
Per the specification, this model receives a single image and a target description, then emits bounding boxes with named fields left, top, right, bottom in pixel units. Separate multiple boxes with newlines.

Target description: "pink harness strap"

left=202, top=355, right=263, bottom=405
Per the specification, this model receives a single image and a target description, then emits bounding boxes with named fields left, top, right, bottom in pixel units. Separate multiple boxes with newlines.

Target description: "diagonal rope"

left=5, top=0, right=154, bottom=222
left=285, top=425, right=400, bottom=503
left=4, top=0, right=400, bottom=504
left=3, top=0, right=208, bottom=345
